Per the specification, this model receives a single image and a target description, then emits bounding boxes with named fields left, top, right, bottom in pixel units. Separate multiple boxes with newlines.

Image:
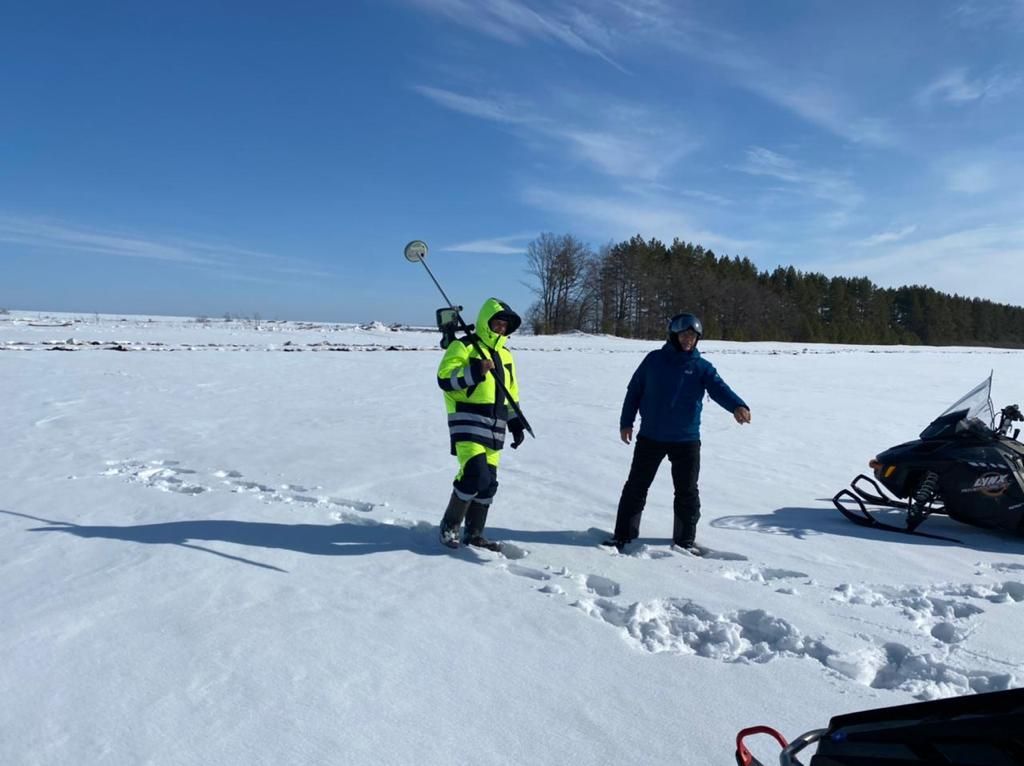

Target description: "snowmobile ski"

left=833, top=485, right=962, bottom=543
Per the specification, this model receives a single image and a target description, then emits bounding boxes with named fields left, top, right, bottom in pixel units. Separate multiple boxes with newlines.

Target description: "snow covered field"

left=3, top=311, right=1023, bottom=765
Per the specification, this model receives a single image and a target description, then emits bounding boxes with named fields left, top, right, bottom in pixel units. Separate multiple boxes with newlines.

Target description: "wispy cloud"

left=737, top=147, right=863, bottom=213
left=834, top=223, right=1024, bottom=303
left=442, top=235, right=532, bottom=254
left=0, top=214, right=330, bottom=280
left=0, top=216, right=217, bottom=265
left=748, top=79, right=895, bottom=146
left=414, top=84, right=696, bottom=182
left=945, top=161, right=998, bottom=194
left=555, top=127, right=693, bottom=180
left=677, top=188, right=734, bottom=206
left=854, top=225, right=917, bottom=247
left=521, top=185, right=756, bottom=254
left=595, top=4, right=897, bottom=146
left=410, top=1, right=894, bottom=146
left=917, top=68, right=1021, bottom=106
left=953, top=0, right=1024, bottom=29
left=404, top=0, right=624, bottom=70
left=411, top=86, right=533, bottom=124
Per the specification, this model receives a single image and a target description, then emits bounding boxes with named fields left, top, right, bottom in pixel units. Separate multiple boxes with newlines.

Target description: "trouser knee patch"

left=455, top=453, right=496, bottom=499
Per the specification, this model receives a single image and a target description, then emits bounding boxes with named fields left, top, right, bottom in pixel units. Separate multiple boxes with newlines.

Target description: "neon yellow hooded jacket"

left=437, top=298, right=522, bottom=452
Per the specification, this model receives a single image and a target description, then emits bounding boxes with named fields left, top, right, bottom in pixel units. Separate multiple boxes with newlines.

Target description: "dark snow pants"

left=613, top=436, right=701, bottom=545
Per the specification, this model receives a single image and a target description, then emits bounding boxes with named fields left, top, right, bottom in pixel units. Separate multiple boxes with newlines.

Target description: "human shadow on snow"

left=710, top=506, right=1022, bottom=554
left=3, top=508, right=686, bottom=570
left=1, top=509, right=497, bottom=572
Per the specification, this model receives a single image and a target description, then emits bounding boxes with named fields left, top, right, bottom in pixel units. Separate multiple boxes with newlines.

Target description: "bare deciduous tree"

left=524, top=233, right=593, bottom=334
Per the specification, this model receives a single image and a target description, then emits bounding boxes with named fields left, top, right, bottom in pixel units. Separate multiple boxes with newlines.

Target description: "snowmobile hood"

left=476, top=297, right=520, bottom=351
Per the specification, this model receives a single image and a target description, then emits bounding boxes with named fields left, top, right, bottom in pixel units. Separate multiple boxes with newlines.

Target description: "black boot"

left=672, top=517, right=698, bottom=550
left=440, top=491, right=471, bottom=548
left=463, top=501, right=501, bottom=551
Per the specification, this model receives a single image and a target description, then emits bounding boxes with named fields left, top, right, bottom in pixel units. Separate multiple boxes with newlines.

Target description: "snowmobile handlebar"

left=734, top=725, right=827, bottom=766
left=778, top=729, right=827, bottom=766
left=998, top=404, right=1023, bottom=435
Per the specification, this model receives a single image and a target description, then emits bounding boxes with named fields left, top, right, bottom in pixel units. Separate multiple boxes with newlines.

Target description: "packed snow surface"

left=2, top=311, right=1022, bottom=765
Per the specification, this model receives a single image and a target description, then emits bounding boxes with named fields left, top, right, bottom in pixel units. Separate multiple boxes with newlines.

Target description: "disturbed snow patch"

left=573, top=596, right=1015, bottom=700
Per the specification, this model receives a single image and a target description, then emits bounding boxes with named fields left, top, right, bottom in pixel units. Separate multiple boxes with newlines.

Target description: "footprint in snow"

left=722, top=566, right=809, bottom=585
left=325, top=497, right=376, bottom=513
left=587, top=529, right=747, bottom=561
left=102, top=461, right=382, bottom=513
left=102, top=459, right=209, bottom=495
left=689, top=547, right=749, bottom=561
left=286, top=495, right=320, bottom=504
left=581, top=574, right=621, bottom=597
left=497, top=542, right=529, bottom=560
left=230, top=480, right=276, bottom=493
left=538, top=584, right=566, bottom=596
left=985, top=561, right=1024, bottom=574
left=573, top=595, right=1013, bottom=700
left=830, top=580, right=1024, bottom=645
left=505, top=563, right=551, bottom=581
left=632, top=544, right=674, bottom=560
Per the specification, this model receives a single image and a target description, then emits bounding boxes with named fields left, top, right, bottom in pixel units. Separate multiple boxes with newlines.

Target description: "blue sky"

left=2, top=1, right=1023, bottom=324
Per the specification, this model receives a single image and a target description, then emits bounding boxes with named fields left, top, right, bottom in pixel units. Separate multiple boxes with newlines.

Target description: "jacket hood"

left=476, top=298, right=521, bottom=350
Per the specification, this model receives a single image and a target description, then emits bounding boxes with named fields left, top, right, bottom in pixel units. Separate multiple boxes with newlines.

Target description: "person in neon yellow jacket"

left=436, top=297, right=526, bottom=550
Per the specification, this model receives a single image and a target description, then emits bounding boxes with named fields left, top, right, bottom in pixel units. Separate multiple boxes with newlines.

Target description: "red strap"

left=735, top=726, right=789, bottom=766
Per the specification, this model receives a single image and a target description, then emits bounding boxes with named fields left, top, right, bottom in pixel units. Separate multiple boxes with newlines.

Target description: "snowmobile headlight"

left=884, top=466, right=896, bottom=478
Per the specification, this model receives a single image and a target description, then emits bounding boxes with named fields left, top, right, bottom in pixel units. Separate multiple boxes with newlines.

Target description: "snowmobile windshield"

left=919, top=374, right=996, bottom=439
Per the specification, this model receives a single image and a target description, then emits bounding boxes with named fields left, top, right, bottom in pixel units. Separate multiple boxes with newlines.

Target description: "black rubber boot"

left=440, top=491, right=471, bottom=548
left=463, top=501, right=501, bottom=551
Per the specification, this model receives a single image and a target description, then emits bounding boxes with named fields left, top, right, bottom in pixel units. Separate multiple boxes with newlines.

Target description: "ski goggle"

left=668, top=313, right=703, bottom=337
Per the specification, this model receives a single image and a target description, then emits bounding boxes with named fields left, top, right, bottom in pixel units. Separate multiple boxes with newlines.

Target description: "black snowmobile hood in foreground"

left=811, top=687, right=1024, bottom=765
left=736, top=687, right=1024, bottom=765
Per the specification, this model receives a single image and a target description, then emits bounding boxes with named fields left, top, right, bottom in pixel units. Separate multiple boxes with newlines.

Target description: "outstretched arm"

left=704, top=363, right=749, bottom=424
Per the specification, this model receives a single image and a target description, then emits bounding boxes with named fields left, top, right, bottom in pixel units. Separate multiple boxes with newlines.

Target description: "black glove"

left=509, top=418, right=526, bottom=449
left=467, top=359, right=488, bottom=383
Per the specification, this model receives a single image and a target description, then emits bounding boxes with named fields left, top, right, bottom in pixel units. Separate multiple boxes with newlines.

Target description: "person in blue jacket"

left=603, top=312, right=751, bottom=553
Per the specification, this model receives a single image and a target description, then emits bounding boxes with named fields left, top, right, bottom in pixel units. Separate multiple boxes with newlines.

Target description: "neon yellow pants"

left=453, top=442, right=501, bottom=500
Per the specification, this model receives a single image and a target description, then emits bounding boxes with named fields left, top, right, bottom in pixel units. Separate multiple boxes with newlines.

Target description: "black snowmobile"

left=735, top=687, right=1024, bottom=765
left=833, top=374, right=1024, bottom=542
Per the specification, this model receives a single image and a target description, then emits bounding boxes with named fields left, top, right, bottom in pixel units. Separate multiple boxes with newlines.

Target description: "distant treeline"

left=524, top=233, right=1024, bottom=347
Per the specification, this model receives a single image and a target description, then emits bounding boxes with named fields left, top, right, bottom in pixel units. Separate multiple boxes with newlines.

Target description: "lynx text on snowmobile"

left=833, top=374, right=1024, bottom=542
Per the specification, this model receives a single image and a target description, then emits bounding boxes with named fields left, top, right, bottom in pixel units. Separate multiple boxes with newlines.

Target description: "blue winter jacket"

left=619, top=343, right=747, bottom=443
